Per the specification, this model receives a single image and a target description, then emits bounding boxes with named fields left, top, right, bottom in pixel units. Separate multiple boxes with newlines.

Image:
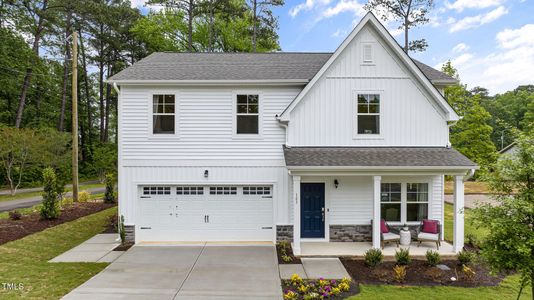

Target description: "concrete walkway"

left=445, top=194, right=498, bottom=209
left=279, top=258, right=350, bottom=280
left=0, top=186, right=105, bottom=212
left=63, top=245, right=282, bottom=300
left=50, top=234, right=123, bottom=263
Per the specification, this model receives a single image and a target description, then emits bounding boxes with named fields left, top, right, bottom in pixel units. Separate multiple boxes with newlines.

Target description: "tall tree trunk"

left=187, top=0, right=193, bottom=51
left=15, top=0, right=48, bottom=125
left=79, top=29, right=92, bottom=146
left=208, top=1, right=213, bottom=52
left=252, top=0, right=257, bottom=52
left=58, top=12, right=72, bottom=132
left=14, top=0, right=48, bottom=128
left=103, top=63, right=112, bottom=142
left=35, top=86, right=42, bottom=124
left=404, top=16, right=409, bottom=53
left=98, top=24, right=105, bottom=142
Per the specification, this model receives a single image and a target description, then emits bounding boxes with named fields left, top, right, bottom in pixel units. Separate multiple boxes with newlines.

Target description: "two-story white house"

left=108, top=13, right=477, bottom=255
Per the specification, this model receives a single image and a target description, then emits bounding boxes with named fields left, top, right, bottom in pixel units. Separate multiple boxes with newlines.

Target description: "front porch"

left=299, top=241, right=456, bottom=257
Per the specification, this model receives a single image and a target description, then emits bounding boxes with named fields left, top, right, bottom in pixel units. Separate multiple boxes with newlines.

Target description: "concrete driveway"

left=62, top=245, right=282, bottom=300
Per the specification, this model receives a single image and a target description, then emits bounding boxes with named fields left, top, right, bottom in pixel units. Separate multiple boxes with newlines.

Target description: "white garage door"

left=137, top=185, right=273, bottom=242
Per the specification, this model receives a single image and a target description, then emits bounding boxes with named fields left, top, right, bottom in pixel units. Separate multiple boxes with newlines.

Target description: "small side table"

left=400, top=229, right=411, bottom=246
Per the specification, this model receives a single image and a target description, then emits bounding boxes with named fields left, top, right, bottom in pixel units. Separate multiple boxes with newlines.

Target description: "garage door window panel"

left=210, top=186, right=237, bottom=195
left=243, top=186, right=271, bottom=195
left=176, top=186, right=204, bottom=195
left=143, top=186, right=171, bottom=195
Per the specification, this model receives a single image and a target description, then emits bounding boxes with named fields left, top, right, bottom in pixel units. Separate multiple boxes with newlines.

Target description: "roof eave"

left=106, top=79, right=310, bottom=86
left=286, top=165, right=479, bottom=170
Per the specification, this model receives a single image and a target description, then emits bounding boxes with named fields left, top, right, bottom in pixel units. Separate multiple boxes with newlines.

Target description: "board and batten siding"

left=287, top=26, right=450, bottom=147
left=119, top=85, right=300, bottom=162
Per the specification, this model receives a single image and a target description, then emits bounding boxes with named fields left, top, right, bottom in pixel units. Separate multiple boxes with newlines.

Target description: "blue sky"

left=134, top=0, right=534, bottom=94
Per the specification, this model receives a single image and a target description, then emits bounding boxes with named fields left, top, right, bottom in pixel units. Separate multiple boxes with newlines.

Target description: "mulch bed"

left=340, top=258, right=507, bottom=287
left=276, top=242, right=302, bottom=264
left=101, top=214, right=134, bottom=251
left=0, top=202, right=116, bottom=245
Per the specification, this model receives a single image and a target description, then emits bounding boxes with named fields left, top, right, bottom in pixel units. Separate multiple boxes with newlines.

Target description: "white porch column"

left=372, top=176, right=381, bottom=249
left=453, top=175, right=465, bottom=253
left=292, top=175, right=302, bottom=256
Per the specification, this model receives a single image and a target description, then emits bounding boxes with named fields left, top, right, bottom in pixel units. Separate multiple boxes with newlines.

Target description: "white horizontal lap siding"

left=430, top=175, right=443, bottom=222
left=118, top=165, right=291, bottom=226
left=119, top=86, right=300, bottom=160
left=287, top=26, right=449, bottom=147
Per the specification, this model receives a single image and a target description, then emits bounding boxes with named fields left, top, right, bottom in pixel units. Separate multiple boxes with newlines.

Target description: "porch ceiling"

left=283, top=146, right=477, bottom=170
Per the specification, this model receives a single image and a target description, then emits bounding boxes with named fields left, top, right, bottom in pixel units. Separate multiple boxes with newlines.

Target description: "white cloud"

left=445, top=0, right=505, bottom=12
left=320, top=0, right=366, bottom=19
left=437, top=23, right=534, bottom=94
left=496, top=24, right=534, bottom=48
left=452, top=43, right=470, bottom=53
left=289, top=0, right=332, bottom=18
left=449, top=6, right=508, bottom=32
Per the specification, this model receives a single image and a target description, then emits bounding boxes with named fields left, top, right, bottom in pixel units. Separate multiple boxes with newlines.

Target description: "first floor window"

left=236, top=94, right=259, bottom=134
left=381, top=183, right=401, bottom=222
left=153, top=94, right=175, bottom=134
left=357, top=94, right=380, bottom=134
left=406, top=183, right=429, bottom=221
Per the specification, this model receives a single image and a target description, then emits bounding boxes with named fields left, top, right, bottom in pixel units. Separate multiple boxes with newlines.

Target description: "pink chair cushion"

left=422, top=219, right=439, bottom=234
left=380, top=219, right=389, bottom=233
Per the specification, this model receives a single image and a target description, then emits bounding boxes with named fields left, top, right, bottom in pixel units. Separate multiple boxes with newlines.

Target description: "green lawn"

left=0, top=207, right=116, bottom=299
left=0, top=183, right=105, bottom=203
left=443, top=202, right=488, bottom=242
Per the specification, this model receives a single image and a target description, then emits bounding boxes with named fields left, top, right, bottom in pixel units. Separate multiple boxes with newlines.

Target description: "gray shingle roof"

left=412, top=60, right=457, bottom=84
left=283, top=146, right=476, bottom=167
left=108, top=52, right=456, bottom=84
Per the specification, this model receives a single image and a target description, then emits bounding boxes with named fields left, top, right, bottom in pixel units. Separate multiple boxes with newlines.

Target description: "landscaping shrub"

left=425, top=249, right=441, bottom=266
left=395, top=248, right=411, bottom=265
left=8, top=210, right=22, bottom=220
left=457, top=250, right=475, bottom=265
left=462, top=264, right=476, bottom=281
left=393, top=265, right=407, bottom=283
left=364, top=248, right=383, bottom=267
left=104, top=173, right=115, bottom=203
left=78, top=190, right=91, bottom=202
left=40, top=167, right=60, bottom=219
left=119, top=215, right=126, bottom=244
left=60, top=196, right=74, bottom=208
left=281, top=254, right=293, bottom=263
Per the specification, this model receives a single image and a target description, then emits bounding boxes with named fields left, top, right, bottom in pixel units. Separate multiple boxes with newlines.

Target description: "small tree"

left=472, top=130, right=534, bottom=299
left=40, top=167, right=60, bottom=219
left=364, top=0, right=434, bottom=53
left=104, top=172, right=115, bottom=203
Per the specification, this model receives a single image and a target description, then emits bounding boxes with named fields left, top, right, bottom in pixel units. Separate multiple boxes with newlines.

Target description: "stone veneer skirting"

left=124, top=225, right=135, bottom=244
left=276, top=225, right=293, bottom=242
left=329, top=225, right=372, bottom=242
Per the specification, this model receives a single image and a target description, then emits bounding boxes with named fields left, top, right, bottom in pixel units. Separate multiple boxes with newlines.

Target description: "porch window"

left=380, top=183, right=401, bottom=222
left=406, top=183, right=429, bottom=221
left=357, top=94, right=380, bottom=134
left=236, top=94, right=259, bottom=134
left=153, top=94, right=175, bottom=134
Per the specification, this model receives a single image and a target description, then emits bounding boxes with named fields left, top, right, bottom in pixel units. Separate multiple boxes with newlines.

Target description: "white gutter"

left=112, top=82, right=120, bottom=95
left=463, top=168, right=476, bottom=182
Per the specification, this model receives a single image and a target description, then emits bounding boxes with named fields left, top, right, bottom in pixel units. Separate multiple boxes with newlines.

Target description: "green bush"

left=457, top=250, right=475, bottom=265
left=78, top=190, right=91, bottom=202
left=104, top=173, right=115, bottom=203
left=60, top=196, right=73, bottom=208
left=40, top=167, right=60, bottom=219
left=364, top=248, right=384, bottom=267
left=8, top=210, right=22, bottom=220
left=425, top=249, right=441, bottom=266
left=395, top=248, right=411, bottom=265
left=119, top=215, right=126, bottom=244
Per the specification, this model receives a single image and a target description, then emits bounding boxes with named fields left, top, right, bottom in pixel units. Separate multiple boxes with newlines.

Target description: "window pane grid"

left=236, top=94, right=259, bottom=134
left=243, top=186, right=271, bottom=195
left=176, top=186, right=204, bottom=195
left=153, top=94, right=175, bottom=134
left=209, top=186, right=237, bottom=195
left=143, top=186, right=171, bottom=195
left=380, top=183, right=401, bottom=222
left=356, top=93, right=380, bottom=134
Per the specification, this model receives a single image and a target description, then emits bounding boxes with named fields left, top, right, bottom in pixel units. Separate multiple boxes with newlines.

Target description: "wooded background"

left=0, top=0, right=532, bottom=190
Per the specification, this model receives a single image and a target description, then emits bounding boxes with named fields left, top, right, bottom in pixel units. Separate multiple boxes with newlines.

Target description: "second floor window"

left=357, top=94, right=380, bottom=134
left=236, top=94, right=259, bottom=134
left=153, top=94, right=175, bottom=134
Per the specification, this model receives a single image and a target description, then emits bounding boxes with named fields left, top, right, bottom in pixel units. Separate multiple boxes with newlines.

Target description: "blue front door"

left=301, top=183, right=325, bottom=238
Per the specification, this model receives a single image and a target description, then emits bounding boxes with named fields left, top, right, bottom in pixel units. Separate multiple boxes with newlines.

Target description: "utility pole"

left=72, top=31, right=79, bottom=202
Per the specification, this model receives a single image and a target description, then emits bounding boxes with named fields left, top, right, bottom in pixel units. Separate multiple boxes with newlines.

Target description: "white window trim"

left=361, top=42, right=375, bottom=65
left=232, top=91, right=263, bottom=139
left=352, top=90, right=383, bottom=139
left=380, top=180, right=432, bottom=225
left=148, top=90, right=180, bottom=139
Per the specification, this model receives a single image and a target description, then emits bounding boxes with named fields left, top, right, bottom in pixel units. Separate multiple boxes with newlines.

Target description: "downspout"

left=463, top=168, right=476, bottom=182
left=113, top=81, right=121, bottom=243
left=113, top=82, right=120, bottom=95
left=446, top=118, right=460, bottom=148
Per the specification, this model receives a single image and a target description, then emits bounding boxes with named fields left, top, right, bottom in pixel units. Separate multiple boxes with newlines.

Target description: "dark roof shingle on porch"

left=283, top=146, right=477, bottom=168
